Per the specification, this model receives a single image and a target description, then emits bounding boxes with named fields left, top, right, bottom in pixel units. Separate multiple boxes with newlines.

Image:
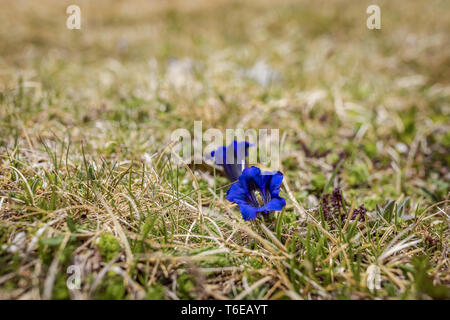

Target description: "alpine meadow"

left=0, top=0, right=449, bottom=300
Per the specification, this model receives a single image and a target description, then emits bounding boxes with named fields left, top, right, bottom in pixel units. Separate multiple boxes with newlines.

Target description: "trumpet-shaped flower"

left=210, top=140, right=252, bottom=182
left=226, top=166, right=286, bottom=221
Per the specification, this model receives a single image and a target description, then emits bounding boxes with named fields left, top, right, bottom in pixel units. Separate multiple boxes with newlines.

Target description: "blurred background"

left=1, top=0, right=448, bottom=203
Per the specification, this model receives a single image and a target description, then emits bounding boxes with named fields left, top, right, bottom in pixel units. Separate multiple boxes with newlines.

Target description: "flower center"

left=253, top=189, right=265, bottom=207
left=246, top=179, right=269, bottom=208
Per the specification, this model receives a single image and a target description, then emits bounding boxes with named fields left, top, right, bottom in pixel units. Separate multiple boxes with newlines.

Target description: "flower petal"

left=226, top=181, right=247, bottom=203
left=211, top=146, right=227, bottom=165
left=238, top=166, right=263, bottom=193
left=210, top=141, right=254, bottom=181
left=237, top=202, right=258, bottom=221
left=269, top=171, right=284, bottom=197
left=233, top=141, right=253, bottom=161
left=224, top=163, right=245, bottom=182
left=257, top=197, right=286, bottom=213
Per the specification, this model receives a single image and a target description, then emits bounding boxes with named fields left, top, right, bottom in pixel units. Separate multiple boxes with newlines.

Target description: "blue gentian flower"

left=210, top=140, right=253, bottom=182
left=226, top=166, right=286, bottom=221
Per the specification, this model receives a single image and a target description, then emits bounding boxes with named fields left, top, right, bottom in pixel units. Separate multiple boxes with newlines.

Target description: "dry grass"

left=0, top=0, right=449, bottom=299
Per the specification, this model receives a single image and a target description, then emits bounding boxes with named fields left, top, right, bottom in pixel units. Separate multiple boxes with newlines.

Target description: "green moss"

left=363, top=142, right=377, bottom=158
left=311, top=173, right=327, bottom=191
left=176, top=273, right=197, bottom=299
left=97, top=233, right=121, bottom=261
left=364, top=196, right=381, bottom=211
left=346, top=163, right=369, bottom=187
left=52, top=275, right=70, bottom=300
left=146, top=283, right=166, bottom=300
left=92, top=273, right=127, bottom=300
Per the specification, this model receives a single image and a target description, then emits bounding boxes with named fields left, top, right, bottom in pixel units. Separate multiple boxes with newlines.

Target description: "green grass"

left=0, top=0, right=449, bottom=300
